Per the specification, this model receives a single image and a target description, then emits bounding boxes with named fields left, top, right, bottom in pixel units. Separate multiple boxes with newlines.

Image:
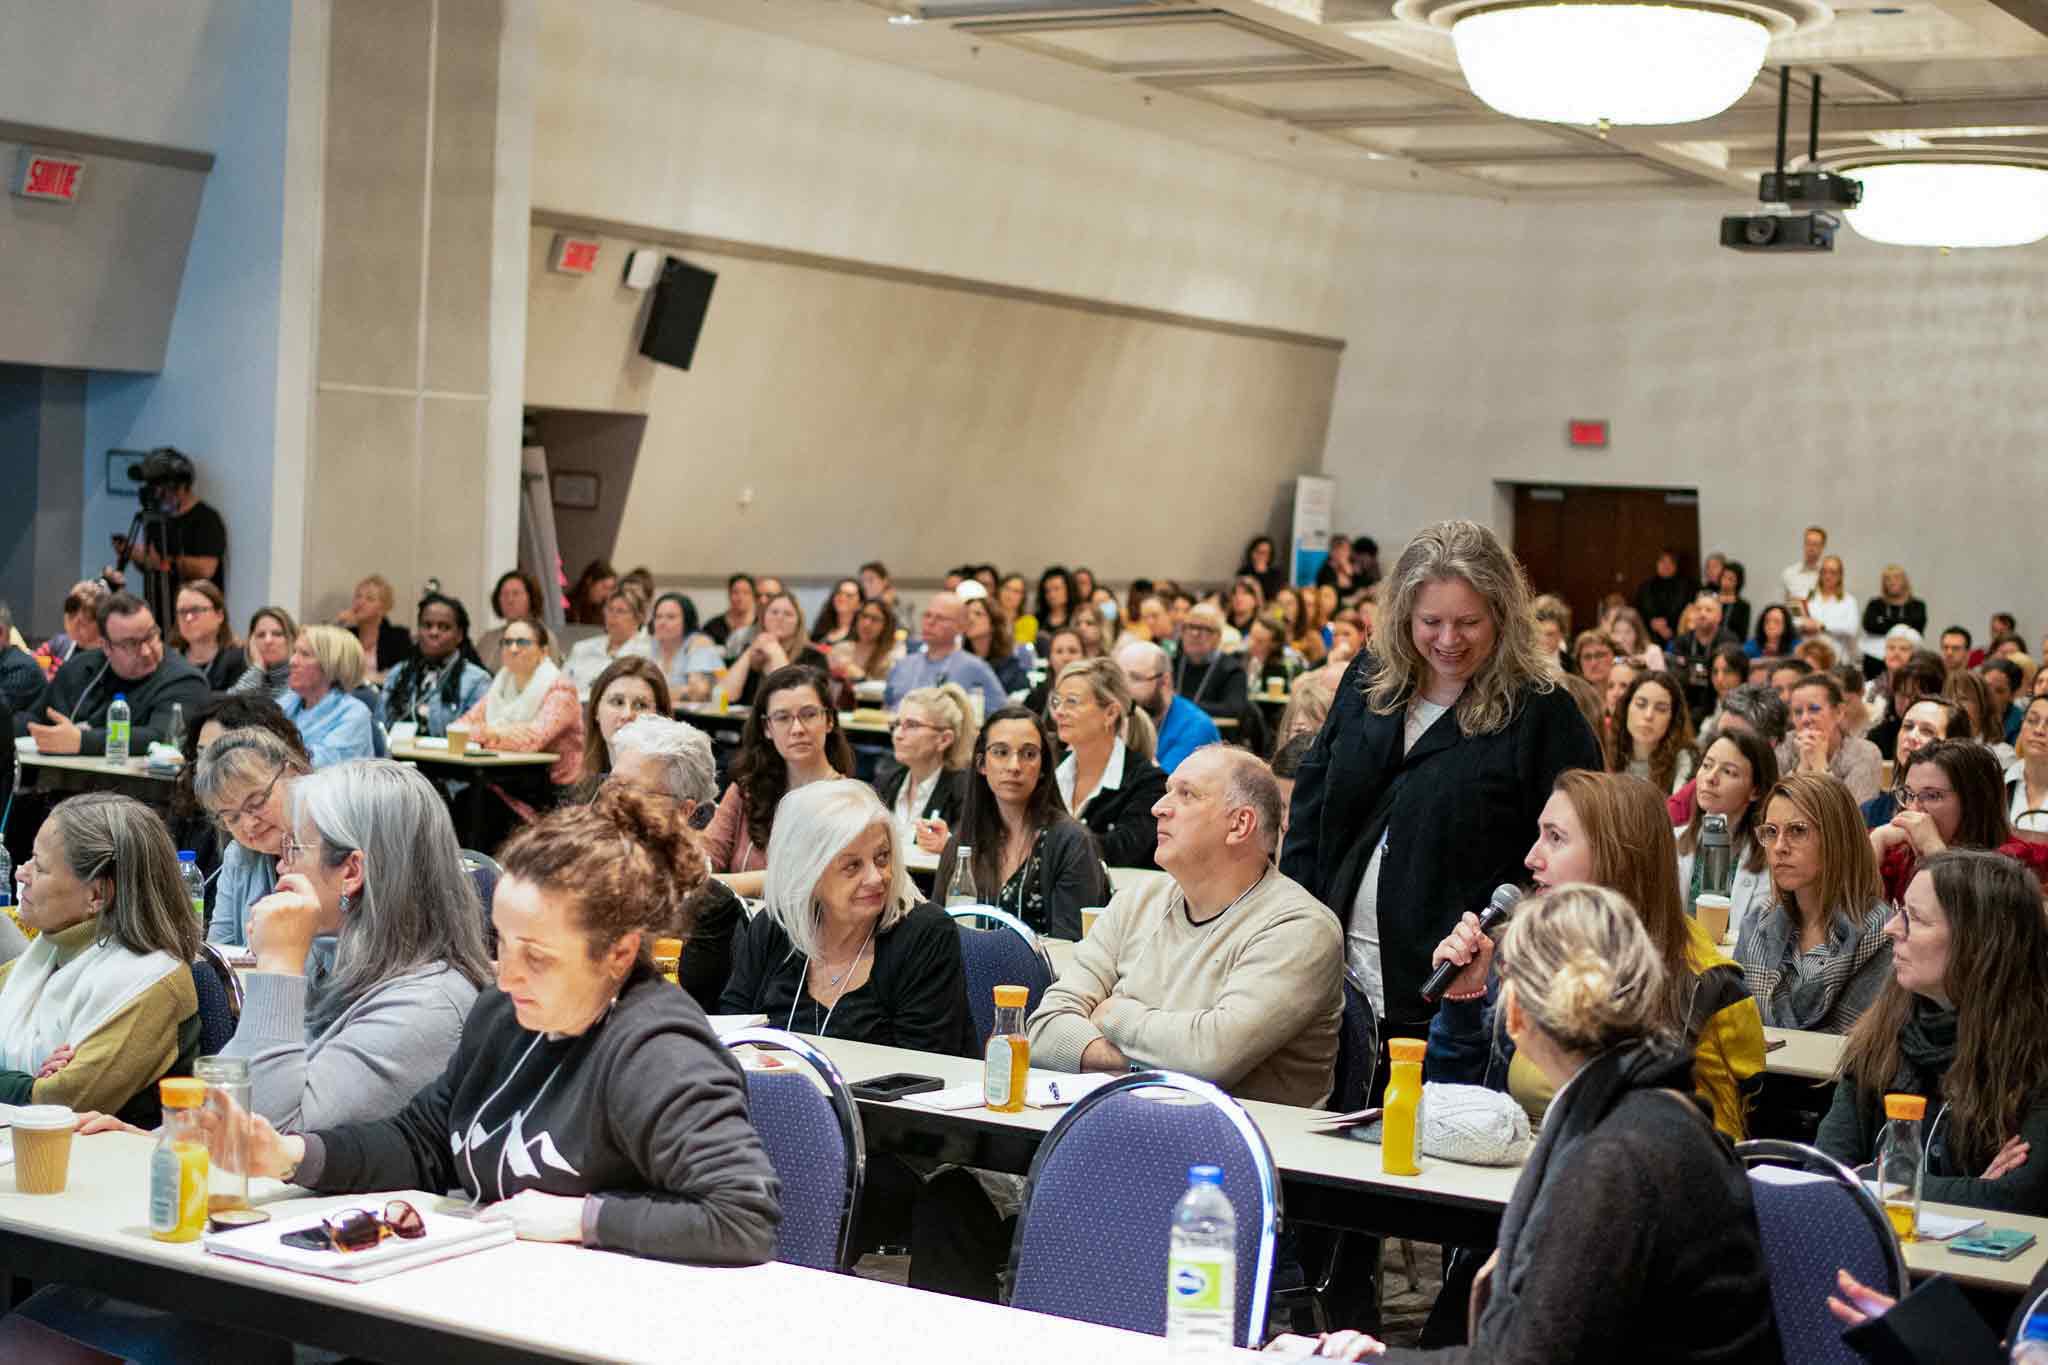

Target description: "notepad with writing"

left=902, top=1071, right=1117, bottom=1112
left=203, top=1203, right=514, bottom=1282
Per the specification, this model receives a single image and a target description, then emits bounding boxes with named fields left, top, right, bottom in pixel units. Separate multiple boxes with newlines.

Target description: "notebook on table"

left=203, top=1201, right=514, bottom=1283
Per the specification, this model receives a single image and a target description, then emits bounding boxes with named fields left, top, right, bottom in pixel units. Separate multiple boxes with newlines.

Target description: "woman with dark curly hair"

left=700, top=664, right=852, bottom=898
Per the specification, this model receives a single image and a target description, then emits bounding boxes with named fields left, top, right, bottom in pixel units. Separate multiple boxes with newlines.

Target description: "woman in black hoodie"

left=1300, top=883, right=1783, bottom=1364
left=201, top=785, right=781, bottom=1266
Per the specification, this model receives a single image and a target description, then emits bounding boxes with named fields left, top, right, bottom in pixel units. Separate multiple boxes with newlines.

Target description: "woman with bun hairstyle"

left=184, top=783, right=782, bottom=1265
left=1300, top=885, right=1783, bottom=1363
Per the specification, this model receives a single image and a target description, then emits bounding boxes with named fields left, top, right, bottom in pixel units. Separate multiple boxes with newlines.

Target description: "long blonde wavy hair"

left=1366, top=520, right=1556, bottom=736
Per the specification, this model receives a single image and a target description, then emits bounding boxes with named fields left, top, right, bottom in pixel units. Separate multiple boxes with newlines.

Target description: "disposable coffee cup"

left=11, top=1105, right=77, bottom=1194
left=445, top=725, right=471, bottom=756
left=1267, top=676, right=1286, bottom=699
left=1695, top=893, right=1732, bottom=946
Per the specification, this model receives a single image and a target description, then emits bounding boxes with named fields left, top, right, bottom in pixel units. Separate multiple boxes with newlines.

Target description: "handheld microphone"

left=1420, top=882, right=1523, bottom=1004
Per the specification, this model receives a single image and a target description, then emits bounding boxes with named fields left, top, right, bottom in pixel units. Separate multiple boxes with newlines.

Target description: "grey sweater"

left=220, top=960, right=480, bottom=1132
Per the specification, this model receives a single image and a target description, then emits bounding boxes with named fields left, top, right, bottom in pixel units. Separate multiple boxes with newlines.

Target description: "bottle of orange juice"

left=150, top=1078, right=210, bottom=1242
left=1381, top=1038, right=1427, bottom=1177
left=983, top=985, right=1031, bottom=1113
left=1877, top=1092, right=1927, bottom=1242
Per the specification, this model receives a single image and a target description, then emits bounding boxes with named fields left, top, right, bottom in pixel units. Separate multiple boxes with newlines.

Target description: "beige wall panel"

left=303, top=390, right=421, bottom=621
left=535, top=245, right=1340, bottom=582
left=524, top=228, right=657, bottom=414
left=319, top=0, right=432, bottom=389
left=424, top=0, right=501, bottom=396
left=419, top=397, right=492, bottom=597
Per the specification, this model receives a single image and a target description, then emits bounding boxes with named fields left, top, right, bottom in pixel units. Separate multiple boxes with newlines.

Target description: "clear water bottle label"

left=983, top=1037, right=1014, bottom=1108
left=1168, top=1248, right=1233, bottom=1313
left=149, top=1146, right=180, bottom=1232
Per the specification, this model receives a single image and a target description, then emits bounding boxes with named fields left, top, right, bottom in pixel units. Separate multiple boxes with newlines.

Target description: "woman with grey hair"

left=609, top=715, right=739, bottom=1007
left=194, top=727, right=314, bottom=949
left=218, top=758, right=491, bottom=1131
left=719, top=779, right=974, bottom=1056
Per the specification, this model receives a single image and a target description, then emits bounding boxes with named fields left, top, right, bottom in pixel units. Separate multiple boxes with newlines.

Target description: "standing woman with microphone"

left=1280, top=520, right=1603, bottom=1086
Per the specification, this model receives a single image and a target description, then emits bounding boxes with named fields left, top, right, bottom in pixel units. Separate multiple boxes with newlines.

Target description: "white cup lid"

left=10, top=1104, right=77, bottom=1131
left=1694, top=893, right=1733, bottom=908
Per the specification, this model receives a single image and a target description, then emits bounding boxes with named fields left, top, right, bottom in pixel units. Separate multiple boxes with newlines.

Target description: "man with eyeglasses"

left=15, top=593, right=208, bottom=756
left=883, top=591, right=1007, bottom=718
left=1113, top=638, right=1217, bottom=776
left=1171, top=603, right=1249, bottom=724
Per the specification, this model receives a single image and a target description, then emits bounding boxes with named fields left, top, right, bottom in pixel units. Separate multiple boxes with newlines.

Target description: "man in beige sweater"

left=1029, top=744, right=1343, bottom=1108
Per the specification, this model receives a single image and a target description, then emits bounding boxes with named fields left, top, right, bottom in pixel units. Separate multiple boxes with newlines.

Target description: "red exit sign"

left=548, top=234, right=600, bottom=276
left=1567, top=418, right=1609, bottom=448
left=12, top=151, right=84, bottom=203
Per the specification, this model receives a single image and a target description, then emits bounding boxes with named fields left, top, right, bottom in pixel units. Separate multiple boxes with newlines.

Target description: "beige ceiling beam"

left=1640, top=95, right=2048, bottom=137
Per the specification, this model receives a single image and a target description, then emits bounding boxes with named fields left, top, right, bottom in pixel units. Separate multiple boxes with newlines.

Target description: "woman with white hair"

left=719, top=779, right=975, bottom=1056
left=280, top=625, right=378, bottom=767
left=217, top=759, right=492, bottom=1131
left=609, top=715, right=741, bottom=1007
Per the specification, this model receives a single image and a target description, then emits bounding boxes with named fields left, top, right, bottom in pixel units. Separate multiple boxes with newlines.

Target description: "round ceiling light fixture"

left=1394, top=0, right=1831, bottom=127
left=1834, top=154, right=2048, bottom=249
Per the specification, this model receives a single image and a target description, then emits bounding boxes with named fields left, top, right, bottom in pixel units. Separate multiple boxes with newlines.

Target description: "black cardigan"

left=1279, top=656, right=1602, bottom=1025
left=1075, top=751, right=1168, bottom=871
left=873, top=762, right=968, bottom=831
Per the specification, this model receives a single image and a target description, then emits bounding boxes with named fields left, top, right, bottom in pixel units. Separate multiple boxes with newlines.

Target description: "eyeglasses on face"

left=889, top=718, right=938, bottom=737
left=1047, top=694, right=1095, bottom=714
left=766, top=705, right=828, bottom=731
left=985, top=743, right=1042, bottom=765
left=501, top=637, right=539, bottom=652
left=213, top=772, right=282, bottom=831
left=175, top=604, right=217, bottom=620
left=1756, top=821, right=1816, bottom=847
left=322, top=1200, right=425, bottom=1252
left=106, top=626, right=162, bottom=653
left=1895, top=786, right=1953, bottom=808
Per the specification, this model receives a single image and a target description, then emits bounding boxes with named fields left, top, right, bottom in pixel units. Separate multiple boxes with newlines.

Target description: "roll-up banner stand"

left=1291, top=475, right=1335, bottom=588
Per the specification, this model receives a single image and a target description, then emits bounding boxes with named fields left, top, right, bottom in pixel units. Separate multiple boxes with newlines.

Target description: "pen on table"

left=1048, top=1081, right=1061, bottom=1103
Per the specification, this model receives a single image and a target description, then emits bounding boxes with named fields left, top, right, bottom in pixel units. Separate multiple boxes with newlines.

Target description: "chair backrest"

left=1331, top=973, right=1380, bottom=1113
left=190, top=943, right=243, bottom=1056
left=1737, top=1138, right=1908, bottom=1365
left=461, top=849, right=502, bottom=951
left=722, top=1026, right=866, bottom=1272
left=946, top=905, right=1053, bottom=1043
left=1008, top=1071, right=1280, bottom=1348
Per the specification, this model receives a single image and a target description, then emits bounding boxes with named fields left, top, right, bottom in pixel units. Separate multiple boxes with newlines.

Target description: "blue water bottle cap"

left=1188, top=1164, right=1222, bottom=1186
left=114, top=692, right=127, bottom=701
left=2021, top=1311, right=2048, bottom=1342
left=178, top=851, right=198, bottom=863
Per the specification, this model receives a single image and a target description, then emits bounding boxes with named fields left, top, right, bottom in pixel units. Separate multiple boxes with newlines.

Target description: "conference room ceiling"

left=654, top=0, right=2048, bottom=197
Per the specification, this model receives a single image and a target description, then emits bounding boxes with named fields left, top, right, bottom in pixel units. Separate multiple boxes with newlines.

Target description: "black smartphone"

left=1765, top=1038, right=1787, bottom=1052
left=850, top=1072, right=945, bottom=1102
left=280, top=1226, right=333, bottom=1251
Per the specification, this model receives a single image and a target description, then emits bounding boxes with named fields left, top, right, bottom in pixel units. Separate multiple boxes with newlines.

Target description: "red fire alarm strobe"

left=1567, top=419, right=1609, bottom=449
left=548, top=234, right=600, bottom=276
left=12, top=150, right=84, bottom=203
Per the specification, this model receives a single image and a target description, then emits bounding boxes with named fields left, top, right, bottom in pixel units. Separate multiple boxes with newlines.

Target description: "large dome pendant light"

left=1837, top=156, right=2048, bottom=250
left=1394, top=0, right=1831, bottom=128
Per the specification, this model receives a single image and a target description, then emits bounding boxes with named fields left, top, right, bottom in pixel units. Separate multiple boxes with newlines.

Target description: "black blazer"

left=1075, top=751, right=1169, bottom=871
left=368, top=619, right=412, bottom=674
left=872, top=762, right=968, bottom=830
left=1279, top=656, right=1602, bottom=1025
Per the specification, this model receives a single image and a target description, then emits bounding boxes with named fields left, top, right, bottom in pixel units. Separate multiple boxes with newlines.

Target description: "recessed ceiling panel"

left=1153, top=68, right=1458, bottom=117
left=978, top=14, right=1348, bottom=72
left=1872, top=57, right=2048, bottom=97
left=1462, top=158, right=1676, bottom=188
left=1335, top=122, right=1576, bottom=154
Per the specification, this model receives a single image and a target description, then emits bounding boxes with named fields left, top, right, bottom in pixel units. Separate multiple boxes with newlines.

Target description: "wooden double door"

left=1511, top=484, right=1701, bottom=637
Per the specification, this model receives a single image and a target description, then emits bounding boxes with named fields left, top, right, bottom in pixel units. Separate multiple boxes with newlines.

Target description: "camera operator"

left=106, top=448, right=227, bottom=617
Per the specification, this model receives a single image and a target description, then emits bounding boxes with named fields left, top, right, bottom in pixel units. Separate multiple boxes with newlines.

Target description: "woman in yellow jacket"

left=1432, top=768, right=1767, bottom=1139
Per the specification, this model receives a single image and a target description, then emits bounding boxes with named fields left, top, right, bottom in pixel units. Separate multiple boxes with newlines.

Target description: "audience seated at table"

left=379, top=592, right=492, bottom=737
left=213, top=759, right=490, bottom=1131
left=875, top=682, right=975, bottom=854
left=281, top=626, right=378, bottom=768
left=719, top=590, right=831, bottom=709
left=228, top=605, right=296, bottom=697
left=703, top=572, right=758, bottom=651
left=1777, top=670, right=1884, bottom=803
left=475, top=568, right=545, bottom=672
left=453, top=616, right=586, bottom=792
left=886, top=591, right=1007, bottom=718
left=1734, top=773, right=1892, bottom=1035
left=195, top=726, right=314, bottom=949
left=17, top=592, right=209, bottom=756
left=334, top=573, right=410, bottom=685
left=962, top=596, right=1031, bottom=695
left=704, top=664, right=853, bottom=897
left=32, top=579, right=107, bottom=676
left=1316, top=885, right=1783, bottom=1364
left=564, top=583, right=654, bottom=697
left=1675, top=728, right=1780, bottom=944
left=1819, top=849, right=2048, bottom=1215
left=827, top=596, right=904, bottom=702
left=571, top=656, right=672, bottom=801
left=197, top=784, right=781, bottom=1264
left=605, top=715, right=740, bottom=1009
left=1669, top=683, right=1789, bottom=826
left=1115, top=638, right=1218, bottom=776
left=1870, top=740, right=2048, bottom=901
left=648, top=590, right=719, bottom=700
left=170, top=580, right=246, bottom=693
left=1606, top=669, right=1696, bottom=795
left=1022, top=626, right=1083, bottom=718
left=0, top=794, right=200, bottom=1127
left=931, top=706, right=1108, bottom=940
left=1431, top=770, right=1764, bottom=1139
left=1050, top=657, right=1167, bottom=871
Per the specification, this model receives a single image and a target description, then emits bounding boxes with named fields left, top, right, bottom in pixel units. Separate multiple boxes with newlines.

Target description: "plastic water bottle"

left=178, top=852, right=205, bottom=922
left=106, top=693, right=132, bottom=763
left=167, top=701, right=187, bottom=753
left=945, top=846, right=978, bottom=907
left=1166, top=1164, right=1236, bottom=1358
left=2012, top=1312, right=2048, bottom=1362
left=0, top=846, right=12, bottom=910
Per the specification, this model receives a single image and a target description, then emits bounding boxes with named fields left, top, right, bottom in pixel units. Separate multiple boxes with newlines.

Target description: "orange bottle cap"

left=1884, top=1093, right=1927, bottom=1121
left=1389, top=1038, right=1428, bottom=1064
left=160, top=1077, right=206, bottom=1108
left=652, top=938, right=683, bottom=956
left=993, top=985, right=1030, bottom=1008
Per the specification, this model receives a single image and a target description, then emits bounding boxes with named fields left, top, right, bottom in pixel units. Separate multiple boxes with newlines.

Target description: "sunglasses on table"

left=291, top=1199, right=426, bottom=1253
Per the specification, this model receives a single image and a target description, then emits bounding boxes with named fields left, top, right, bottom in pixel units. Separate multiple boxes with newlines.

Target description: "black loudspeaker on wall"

left=639, top=257, right=718, bottom=369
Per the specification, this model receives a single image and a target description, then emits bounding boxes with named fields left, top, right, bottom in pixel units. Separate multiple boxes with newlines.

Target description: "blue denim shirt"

left=378, top=658, right=491, bottom=736
left=281, top=688, right=378, bottom=768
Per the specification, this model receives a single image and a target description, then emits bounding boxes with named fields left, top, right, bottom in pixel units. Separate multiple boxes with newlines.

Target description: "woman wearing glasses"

left=1734, top=773, right=1892, bottom=1035
left=702, top=664, right=852, bottom=898
left=874, top=683, right=975, bottom=856
left=1049, top=657, right=1168, bottom=871
left=1817, top=849, right=2048, bottom=1215
left=195, top=727, right=314, bottom=949
left=451, top=617, right=586, bottom=797
left=171, top=580, right=245, bottom=692
left=2005, top=694, right=2048, bottom=834
left=932, top=706, right=1108, bottom=939
left=1869, top=740, right=2048, bottom=902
